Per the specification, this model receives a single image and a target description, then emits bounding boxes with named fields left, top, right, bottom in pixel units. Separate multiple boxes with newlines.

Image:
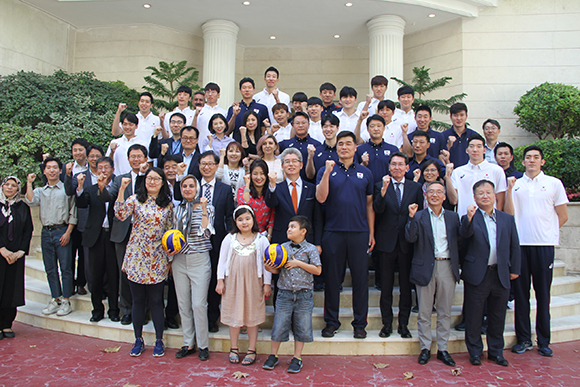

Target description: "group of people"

left=0, top=66, right=569, bottom=374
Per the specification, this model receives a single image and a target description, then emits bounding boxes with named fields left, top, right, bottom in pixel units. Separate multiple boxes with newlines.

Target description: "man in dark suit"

left=75, top=156, right=120, bottom=322
left=149, top=112, right=185, bottom=163
left=460, top=179, right=521, bottom=367
left=99, top=144, right=148, bottom=325
left=373, top=152, right=423, bottom=339
left=405, top=181, right=461, bottom=366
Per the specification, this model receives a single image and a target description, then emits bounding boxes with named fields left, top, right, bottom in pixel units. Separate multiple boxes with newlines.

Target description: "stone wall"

left=557, top=203, right=580, bottom=273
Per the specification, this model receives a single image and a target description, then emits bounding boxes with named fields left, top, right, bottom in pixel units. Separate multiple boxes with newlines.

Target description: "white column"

left=201, top=19, right=239, bottom=108
left=367, top=15, right=406, bottom=101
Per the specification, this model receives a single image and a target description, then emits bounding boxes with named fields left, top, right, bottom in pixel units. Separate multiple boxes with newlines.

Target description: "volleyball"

left=162, top=229, right=186, bottom=254
left=263, top=243, right=288, bottom=269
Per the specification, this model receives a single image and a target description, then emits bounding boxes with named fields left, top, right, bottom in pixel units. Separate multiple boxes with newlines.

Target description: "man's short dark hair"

left=239, top=77, right=255, bottom=89
left=139, top=92, right=154, bottom=104
left=292, top=92, right=308, bottom=103
left=397, top=85, right=415, bottom=97
left=377, top=100, right=396, bottom=112
left=127, top=144, right=148, bottom=159
left=87, top=144, right=104, bottom=157
left=71, top=138, right=89, bottom=151
left=482, top=118, right=501, bottom=130
left=289, top=215, right=311, bottom=236
left=319, top=82, right=336, bottom=93
left=389, top=151, right=409, bottom=165
left=96, top=156, right=114, bottom=169
left=412, top=131, right=431, bottom=142
left=42, top=156, right=62, bottom=172
left=272, top=103, right=289, bottom=114
left=339, top=86, right=357, bottom=99
left=170, top=112, right=186, bottom=124
left=426, top=180, right=446, bottom=194
left=494, top=142, right=514, bottom=157
left=307, top=97, right=323, bottom=107
left=264, top=66, right=279, bottom=78
left=204, top=82, right=220, bottom=93
left=176, top=85, right=192, bottom=96
left=181, top=125, right=199, bottom=138
left=366, top=114, right=385, bottom=128
left=336, top=130, right=356, bottom=143
left=416, top=105, right=432, bottom=117
left=523, top=145, right=544, bottom=159
left=122, top=112, right=139, bottom=126
left=467, top=133, right=486, bottom=146
left=321, top=114, right=340, bottom=127
left=371, top=75, right=388, bottom=87
left=450, top=102, right=468, bottom=115
left=200, top=150, right=219, bottom=164
left=293, top=111, right=309, bottom=122
left=160, top=154, right=182, bottom=168
left=473, top=179, right=495, bottom=195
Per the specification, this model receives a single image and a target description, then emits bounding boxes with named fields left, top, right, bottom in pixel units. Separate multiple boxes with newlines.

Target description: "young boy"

left=263, top=216, right=322, bottom=374
left=270, top=102, right=293, bottom=142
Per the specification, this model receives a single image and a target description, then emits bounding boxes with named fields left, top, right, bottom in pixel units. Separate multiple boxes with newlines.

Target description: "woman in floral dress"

left=115, top=167, right=174, bottom=358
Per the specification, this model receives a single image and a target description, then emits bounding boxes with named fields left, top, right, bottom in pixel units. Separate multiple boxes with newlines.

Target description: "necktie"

left=291, top=182, right=298, bottom=213
left=395, top=182, right=402, bottom=207
left=204, top=183, right=212, bottom=203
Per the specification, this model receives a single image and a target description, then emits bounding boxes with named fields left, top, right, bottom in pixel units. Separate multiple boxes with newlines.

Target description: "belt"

left=435, top=257, right=450, bottom=261
left=102, top=227, right=110, bottom=233
left=488, top=264, right=497, bottom=271
left=43, top=223, right=67, bottom=231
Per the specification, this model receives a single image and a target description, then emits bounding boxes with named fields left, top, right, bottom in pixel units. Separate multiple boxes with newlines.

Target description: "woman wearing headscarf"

left=0, top=176, right=33, bottom=339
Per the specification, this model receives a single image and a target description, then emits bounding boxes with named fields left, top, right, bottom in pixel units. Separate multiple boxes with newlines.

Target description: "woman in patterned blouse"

left=115, top=167, right=174, bottom=358
left=237, top=159, right=275, bottom=242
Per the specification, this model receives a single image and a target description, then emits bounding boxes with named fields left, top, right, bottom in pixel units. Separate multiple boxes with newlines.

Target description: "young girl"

left=257, top=135, right=284, bottom=183
left=216, top=141, right=247, bottom=201
left=199, top=113, right=235, bottom=156
left=216, top=206, right=272, bottom=366
left=234, top=111, right=260, bottom=159
left=237, top=159, right=274, bottom=241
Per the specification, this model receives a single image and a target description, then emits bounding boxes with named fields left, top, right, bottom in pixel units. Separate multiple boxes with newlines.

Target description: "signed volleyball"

left=162, top=229, right=186, bottom=254
left=263, top=243, right=288, bottom=269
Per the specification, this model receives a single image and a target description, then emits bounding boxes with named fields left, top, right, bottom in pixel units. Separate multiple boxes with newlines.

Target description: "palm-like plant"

left=143, top=60, right=201, bottom=111
left=391, top=66, right=467, bottom=131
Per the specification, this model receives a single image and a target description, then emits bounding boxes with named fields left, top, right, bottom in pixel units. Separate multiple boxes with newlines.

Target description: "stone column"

left=367, top=15, right=406, bottom=101
left=201, top=19, right=239, bottom=107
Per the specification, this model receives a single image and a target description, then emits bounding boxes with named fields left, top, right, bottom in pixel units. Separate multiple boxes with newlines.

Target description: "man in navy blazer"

left=373, top=152, right=424, bottom=339
left=405, top=181, right=461, bottom=367
left=460, top=179, right=521, bottom=367
left=75, top=156, right=119, bottom=322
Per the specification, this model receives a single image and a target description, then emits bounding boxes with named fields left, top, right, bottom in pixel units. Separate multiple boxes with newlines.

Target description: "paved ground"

left=1, top=322, right=579, bottom=386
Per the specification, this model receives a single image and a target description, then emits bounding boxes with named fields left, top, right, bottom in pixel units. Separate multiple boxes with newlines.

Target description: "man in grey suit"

left=460, top=179, right=521, bottom=367
left=99, top=144, right=148, bottom=325
left=405, top=181, right=461, bottom=367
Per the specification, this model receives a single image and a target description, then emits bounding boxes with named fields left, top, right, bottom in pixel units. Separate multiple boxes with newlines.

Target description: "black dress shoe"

left=455, top=322, right=466, bottom=331
left=208, top=321, right=219, bottom=333
left=437, top=350, right=456, bottom=366
left=321, top=325, right=338, bottom=338
left=469, top=355, right=482, bottom=366
left=165, top=318, right=179, bottom=329
left=353, top=328, right=367, bottom=339
left=2, top=330, right=15, bottom=339
left=121, top=314, right=132, bottom=325
left=398, top=326, right=412, bottom=338
left=379, top=325, right=392, bottom=338
left=90, top=315, right=103, bottom=322
left=109, top=314, right=121, bottom=322
left=198, top=347, right=210, bottom=361
left=418, top=349, right=431, bottom=365
left=488, top=355, right=509, bottom=366
left=77, top=286, right=88, bottom=295
left=175, top=346, right=197, bottom=359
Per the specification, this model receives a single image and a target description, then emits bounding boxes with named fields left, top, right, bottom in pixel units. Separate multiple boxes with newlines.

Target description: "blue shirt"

left=312, top=143, right=338, bottom=173
left=280, top=135, right=322, bottom=182
left=441, top=127, right=477, bottom=167
left=408, top=128, right=445, bottom=159
left=321, top=103, right=341, bottom=119
left=226, top=99, right=269, bottom=137
left=405, top=154, right=446, bottom=183
left=355, top=140, right=398, bottom=185
left=316, top=161, right=374, bottom=232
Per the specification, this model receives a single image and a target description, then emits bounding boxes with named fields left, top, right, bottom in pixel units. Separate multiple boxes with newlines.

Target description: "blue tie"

left=395, top=182, right=402, bottom=207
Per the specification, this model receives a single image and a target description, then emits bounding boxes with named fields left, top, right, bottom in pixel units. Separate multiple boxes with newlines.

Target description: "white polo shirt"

left=106, top=135, right=140, bottom=176
left=163, top=106, right=195, bottom=130
left=357, top=97, right=381, bottom=116
left=393, top=108, right=417, bottom=134
left=512, top=171, right=569, bottom=246
left=135, top=112, right=161, bottom=147
left=309, top=120, right=324, bottom=143
left=195, top=104, right=227, bottom=142
left=451, top=159, right=507, bottom=217
left=360, top=121, right=403, bottom=148
left=273, top=123, right=292, bottom=143
left=333, top=109, right=366, bottom=134
left=254, top=88, right=291, bottom=125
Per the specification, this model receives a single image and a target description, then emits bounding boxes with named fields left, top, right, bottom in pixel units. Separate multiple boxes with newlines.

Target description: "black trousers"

left=464, top=267, right=509, bottom=357
left=0, top=307, right=17, bottom=330
left=115, top=228, right=132, bottom=317
left=514, top=245, right=554, bottom=347
left=207, top=245, right=221, bottom=325
left=71, top=227, right=86, bottom=288
left=164, top=276, right=179, bottom=320
left=323, top=231, right=369, bottom=329
left=129, top=281, right=165, bottom=340
left=379, top=240, right=413, bottom=327
left=89, top=228, right=119, bottom=319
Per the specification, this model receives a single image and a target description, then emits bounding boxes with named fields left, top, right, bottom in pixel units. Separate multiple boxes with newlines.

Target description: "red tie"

left=291, top=182, right=298, bottom=213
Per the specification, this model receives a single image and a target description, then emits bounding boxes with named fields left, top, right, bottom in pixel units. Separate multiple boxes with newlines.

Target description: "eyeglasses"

left=181, top=136, right=197, bottom=142
left=146, top=177, right=162, bottom=182
left=128, top=155, right=143, bottom=160
left=283, top=159, right=301, bottom=165
left=426, top=190, right=445, bottom=196
left=200, top=162, right=216, bottom=167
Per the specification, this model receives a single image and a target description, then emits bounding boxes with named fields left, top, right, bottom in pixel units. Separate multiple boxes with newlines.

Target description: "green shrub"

left=513, top=82, right=580, bottom=139
left=514, top=138, right=580, bottom=201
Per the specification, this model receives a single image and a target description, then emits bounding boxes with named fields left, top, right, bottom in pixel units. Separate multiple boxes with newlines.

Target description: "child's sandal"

left=242, top=349, right=257, bottom=366
left=229, top=348, right=240, bottom=364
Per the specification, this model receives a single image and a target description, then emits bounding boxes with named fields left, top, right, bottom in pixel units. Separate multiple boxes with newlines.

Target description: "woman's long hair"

left=136, top=167, right=172, bottom=208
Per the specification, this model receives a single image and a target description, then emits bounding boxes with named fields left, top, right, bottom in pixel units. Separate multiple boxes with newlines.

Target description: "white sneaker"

left=42, top=299, right=61, bottom=315
left=56, top=300, right=72, bottom=316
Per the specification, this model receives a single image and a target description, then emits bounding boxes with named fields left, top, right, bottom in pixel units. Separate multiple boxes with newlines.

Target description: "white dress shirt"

left=196, top=104, right=227, bottom=141
left=254, top=88, right=291, bottom=124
